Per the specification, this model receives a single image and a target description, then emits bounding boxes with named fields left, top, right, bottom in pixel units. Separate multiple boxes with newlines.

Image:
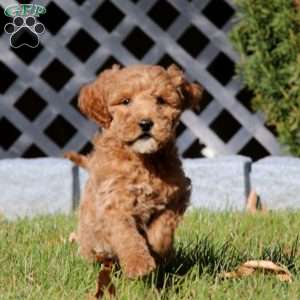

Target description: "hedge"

left=231, top=0, right=300, bottom=156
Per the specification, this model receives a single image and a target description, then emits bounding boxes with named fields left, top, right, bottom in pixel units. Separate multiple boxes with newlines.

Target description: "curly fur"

left=72, top=64, right=203, bottom=278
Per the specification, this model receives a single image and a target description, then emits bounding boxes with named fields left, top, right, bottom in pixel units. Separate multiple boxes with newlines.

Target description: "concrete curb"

left=251, top=157, right=300, bottom=210
left=0, top=158, right=74, bottom=219
left=183, top=156, right=251, bottom=211
left=0, top=156, right=299, bottom=219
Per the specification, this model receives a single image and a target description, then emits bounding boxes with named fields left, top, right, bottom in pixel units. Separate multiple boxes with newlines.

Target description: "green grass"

left=1, top=211, right=300, bottom=299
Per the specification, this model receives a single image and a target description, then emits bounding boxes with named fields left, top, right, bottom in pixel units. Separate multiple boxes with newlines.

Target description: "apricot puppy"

left=76, top=64, right=202, bottom=278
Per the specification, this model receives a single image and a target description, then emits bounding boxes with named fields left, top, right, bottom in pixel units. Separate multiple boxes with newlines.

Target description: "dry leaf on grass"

left=246, top=190, right=267, bottom=214
left=94, top=261, right=116, bottom=299
left=221, top=260, right=292, bottom=283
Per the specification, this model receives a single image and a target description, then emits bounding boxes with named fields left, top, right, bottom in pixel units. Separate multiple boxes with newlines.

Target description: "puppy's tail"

left=64, top=151, right=88, bottom=169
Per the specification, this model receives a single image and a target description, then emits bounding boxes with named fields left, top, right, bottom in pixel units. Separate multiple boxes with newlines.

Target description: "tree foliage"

left=231, top=0, right=300, bottom=156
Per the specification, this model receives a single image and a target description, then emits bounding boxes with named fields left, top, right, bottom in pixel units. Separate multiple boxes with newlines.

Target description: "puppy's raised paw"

left=123, top=253, right=156, bottom=278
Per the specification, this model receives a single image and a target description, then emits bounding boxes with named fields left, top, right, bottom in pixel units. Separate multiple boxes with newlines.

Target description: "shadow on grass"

left=146, top=235, right=299, bottom=289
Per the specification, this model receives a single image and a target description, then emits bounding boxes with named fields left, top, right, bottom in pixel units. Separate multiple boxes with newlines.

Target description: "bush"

left=231, top=0, right=300, bottom=156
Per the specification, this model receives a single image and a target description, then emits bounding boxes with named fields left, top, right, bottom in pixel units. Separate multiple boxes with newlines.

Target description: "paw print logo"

left=4, top=16, right=45, bottom=48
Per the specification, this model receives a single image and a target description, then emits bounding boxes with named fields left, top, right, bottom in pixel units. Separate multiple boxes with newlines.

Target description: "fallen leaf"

left=221, top=260, right=292, bottom=283
left=246, top=190, right=267, bottom=214
left=246, top=190, right=258, bottom=213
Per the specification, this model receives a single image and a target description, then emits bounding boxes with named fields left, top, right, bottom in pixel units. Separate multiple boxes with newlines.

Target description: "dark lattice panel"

left=0, top=0, right=282, bottom=160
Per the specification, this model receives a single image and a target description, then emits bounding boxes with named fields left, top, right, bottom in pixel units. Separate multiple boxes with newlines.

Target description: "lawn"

left=1, top=210, right=300, bottom=299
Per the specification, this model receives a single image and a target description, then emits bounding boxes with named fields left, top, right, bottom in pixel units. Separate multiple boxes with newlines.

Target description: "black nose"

left=139, top=119, right=153, bottom=132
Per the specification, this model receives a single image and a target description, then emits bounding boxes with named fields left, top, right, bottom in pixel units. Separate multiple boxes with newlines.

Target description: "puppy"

left=73, top=64, right=202, bottom=278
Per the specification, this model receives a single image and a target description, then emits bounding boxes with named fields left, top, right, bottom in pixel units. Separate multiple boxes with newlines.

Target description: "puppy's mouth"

left=128, top=133, right=154, bottom=144
left=137, top=133, right=153, bottom=140
left=127, top=133, right=159, bottom=154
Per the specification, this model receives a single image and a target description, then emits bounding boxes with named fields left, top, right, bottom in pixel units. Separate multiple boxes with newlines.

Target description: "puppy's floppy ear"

left=180, top=82, right=203, bottom=110
left=78, top=83, right=111, bottom=128
left=167, top=64, right=203, bottom=110
left=78, top=66, right=121, bottom=128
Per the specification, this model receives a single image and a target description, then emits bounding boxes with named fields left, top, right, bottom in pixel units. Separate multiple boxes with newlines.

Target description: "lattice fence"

left=0, top=0, right=282, bottom=160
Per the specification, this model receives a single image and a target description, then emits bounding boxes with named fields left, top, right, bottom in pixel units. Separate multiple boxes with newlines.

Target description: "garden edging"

left=0, top=156, right=299, bottom=219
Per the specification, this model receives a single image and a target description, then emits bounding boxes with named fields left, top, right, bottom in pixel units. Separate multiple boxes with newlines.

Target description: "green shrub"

left=231, top=0, right=300, bottom=156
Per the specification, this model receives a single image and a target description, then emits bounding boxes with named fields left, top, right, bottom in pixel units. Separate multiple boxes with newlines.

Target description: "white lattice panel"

left=0, top=0, right=282, bottom=160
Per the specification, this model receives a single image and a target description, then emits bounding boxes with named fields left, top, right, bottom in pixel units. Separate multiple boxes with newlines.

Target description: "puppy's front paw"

left=123, top=253, right=156, bottom=278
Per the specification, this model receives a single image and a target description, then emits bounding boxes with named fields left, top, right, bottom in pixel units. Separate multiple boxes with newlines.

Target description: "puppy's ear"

left=167, top=64, right=203, bottom=110
left=78, top=66, right=120, bottom=128
left=180, top=82, right=204, bottom=110
left=78, top=83, right=111, bottom=128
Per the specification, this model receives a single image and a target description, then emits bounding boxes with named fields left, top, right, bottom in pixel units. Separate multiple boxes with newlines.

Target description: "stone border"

left=0, top=156, right=299, bottom=219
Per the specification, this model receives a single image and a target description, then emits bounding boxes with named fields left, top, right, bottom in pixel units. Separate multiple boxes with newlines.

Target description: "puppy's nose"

left=139, top=119, right=153, bottom=132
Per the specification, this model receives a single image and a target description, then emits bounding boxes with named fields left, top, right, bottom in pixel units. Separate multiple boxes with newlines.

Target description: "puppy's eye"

left=121, top=98, right=131, bottom=105
left=156, top=96, right=166, bottom=105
